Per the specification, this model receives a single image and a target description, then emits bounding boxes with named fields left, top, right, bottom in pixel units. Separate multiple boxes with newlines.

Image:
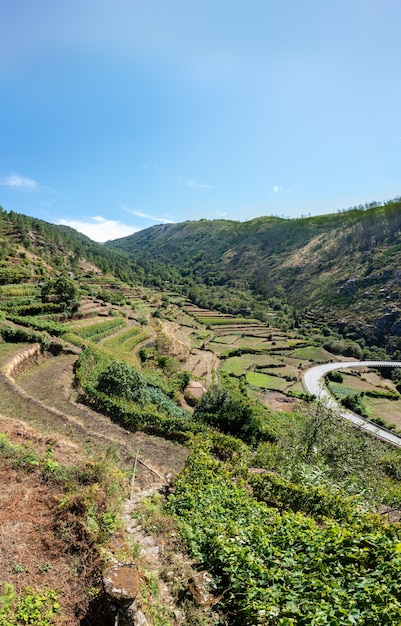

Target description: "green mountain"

left=107, top=199, right=401, bottom=345
left=0, top=206, right=134, bottom=283
left=2, top=199, right=401, bottom=349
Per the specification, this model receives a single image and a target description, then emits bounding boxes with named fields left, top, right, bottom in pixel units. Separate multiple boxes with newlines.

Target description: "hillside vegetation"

left=108, top=198, right=401, bottom=352
left=1, top=204, right=401, bottom=624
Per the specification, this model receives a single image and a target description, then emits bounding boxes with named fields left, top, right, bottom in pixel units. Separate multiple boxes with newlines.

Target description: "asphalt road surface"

left=302, top=361, right=401, bottom=447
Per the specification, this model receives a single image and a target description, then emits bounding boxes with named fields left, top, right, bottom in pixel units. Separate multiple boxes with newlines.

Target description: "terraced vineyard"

left=3, top=269, right=401, bottom=624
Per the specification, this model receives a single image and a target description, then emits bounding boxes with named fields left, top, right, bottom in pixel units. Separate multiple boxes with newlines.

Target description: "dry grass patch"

left=364, top=397, right=401, bottom=429
left=0, top=460, right=94, bottom=625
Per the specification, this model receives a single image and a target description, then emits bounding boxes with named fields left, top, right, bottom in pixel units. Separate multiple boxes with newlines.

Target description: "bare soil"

left=15, top=352, right=188, bottom=485
left=0, top=343, right=190, bottom=624
left=262, top=391, right=300, bottom=412
left=161, top=320, right=219, bottom=387
left=0, top=460, right=90, bottom=625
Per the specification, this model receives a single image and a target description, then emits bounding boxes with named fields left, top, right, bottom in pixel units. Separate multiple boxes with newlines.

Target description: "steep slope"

left=107, top=200, right=401, bottom=342
left=0, top=206, right=134, bottom=283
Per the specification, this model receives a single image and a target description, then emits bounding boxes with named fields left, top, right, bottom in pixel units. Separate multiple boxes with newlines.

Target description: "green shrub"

left=0, top=583, right=60, bottom=626
left=327, top=370, right=344, bottom=383
left=341, top=392, right=368, bottom=418
left=193, top=384, right=263, bottom=446
left=166, top=442, right=401, bottom=625
left=97, top=360, right=149, bottom=405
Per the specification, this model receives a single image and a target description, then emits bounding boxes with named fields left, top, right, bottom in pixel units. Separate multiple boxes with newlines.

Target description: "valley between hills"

left=2, top=204, right=401, bottom=624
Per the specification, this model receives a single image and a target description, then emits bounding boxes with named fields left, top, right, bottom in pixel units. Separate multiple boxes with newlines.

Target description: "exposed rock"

left=390, top=320, right=401, bottom=336
left=187, top=381, right=206, bottom=398
left=173, top=608, right=185, bottom=623
left=188, top=570, right=216, bottom=607
left=133, top=609, right=148, bottom=625
left=374, top=311, right=399, bottom=335
left=339, top=278, right=357, bottom=297
left=103, top=563, right=140, bottom=626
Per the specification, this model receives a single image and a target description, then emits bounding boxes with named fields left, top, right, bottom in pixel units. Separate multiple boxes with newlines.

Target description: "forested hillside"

left=0, top=207, right=134, bottom=284
left=108, top=199, right=401, bottom=348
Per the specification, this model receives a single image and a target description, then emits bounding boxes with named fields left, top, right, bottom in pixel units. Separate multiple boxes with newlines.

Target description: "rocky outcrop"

left=374, top=311, right=401, bottom=335
left=103, top=563, right=147, bottom=626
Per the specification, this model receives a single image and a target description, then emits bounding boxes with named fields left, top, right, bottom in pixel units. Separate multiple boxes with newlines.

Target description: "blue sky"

left=1, top=0, right=401, bottom=242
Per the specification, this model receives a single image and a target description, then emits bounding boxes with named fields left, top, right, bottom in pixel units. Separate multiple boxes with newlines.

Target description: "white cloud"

left=58, top=216, right=140, bottom=243
left=273, top=185, right=292, bottom=194
left=0, top=173, right=39, bottom=190
left=122, top=205, right=175, bottom=224
left=177, top=176, right=212, bottom=190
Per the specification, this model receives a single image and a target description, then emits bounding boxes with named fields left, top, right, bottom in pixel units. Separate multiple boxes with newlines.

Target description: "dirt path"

left=4, top=348, right=188, bottom=489
left=0, top=342, right=218, bottom=624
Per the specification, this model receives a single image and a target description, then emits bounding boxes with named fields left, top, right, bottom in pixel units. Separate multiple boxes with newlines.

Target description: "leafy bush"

left=193, top=384, right=263, bottom=446
left=327, top=370, right=344, bottom=383
left=0, top=583, right=60, bottom=626
left=7, top=314, right=71, bottom=336
left=41, top=275, right=81, bottom=315
left=323, top=339, right=363, bottom=359
left=250, top=471, right=360, bottom=523
left=97, top=360, right=149, bottom=405
left=341, top=392, right=368, bottom=418
left=0, top=322, right=52, bottom=352
left=167, top=441, right=401, bottom=625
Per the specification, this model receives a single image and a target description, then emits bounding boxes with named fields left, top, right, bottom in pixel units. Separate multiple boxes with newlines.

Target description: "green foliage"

left=7, top=315, right=71, bottom=336
left=96, top=360, right=149, bottom=405
left=167, top=440, right=401, bottom=625
left=249, top=471, right=361, bottom=523
left=0, top=583, right=60, bottom=626
left=252, top=403, right=397, bottom=505
left=193, top=384, right=263, bottom=446
left=327, top=370, right=344, bottom=383
left=0, top=322, right=52, bottom=352
left=341, top=392, right=368, bottom=418
left=5, top=302, right=62, bottom=316
left=76, top=348, right=192, bottom=436
left=101, top=326, right=150, bottom=361
left=96, top=288, right=125, bottom=304
left=0, top=284, right=39, bottom=297
left=0, top=433, right=41, bottom=469
left=323, top=339, right=363, bottom=359
left=74, top=317, right=125, bottom=341
left=0, top=266, right=33, bottom=284
left=41, top=274, right=80, bottom=315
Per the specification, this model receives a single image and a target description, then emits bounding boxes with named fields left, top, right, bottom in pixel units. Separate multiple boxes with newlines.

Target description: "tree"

left=41, top=274, right=80, bottom=315
left=96, top=361, right=149, bottom=405
left=193, top=385, right=261, bottom=445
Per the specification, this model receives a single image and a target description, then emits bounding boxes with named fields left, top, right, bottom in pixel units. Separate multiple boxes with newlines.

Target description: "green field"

left=293, top=345, right=334, bottom=362
left=198, top=316, right=261, bottom=326
left=211, top=334, right=240, bottom=345
left=246, top=371, right=289, bottom=391
left=221, top=354, right=285, bottom=376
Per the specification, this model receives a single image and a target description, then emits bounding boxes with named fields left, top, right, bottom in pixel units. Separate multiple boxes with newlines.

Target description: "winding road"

left=303, top=361, right=401, bottom=447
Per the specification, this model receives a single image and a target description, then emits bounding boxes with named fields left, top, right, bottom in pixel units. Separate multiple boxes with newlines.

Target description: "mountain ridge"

left=106, top=200, right=401, bottom=347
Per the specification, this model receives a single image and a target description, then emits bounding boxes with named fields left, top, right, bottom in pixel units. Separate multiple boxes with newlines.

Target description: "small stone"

left=188, top=570, right=215, bottom=607
left=173, top=609, right=185, bottom=623
left=143, top=546, right=161, bottom=560
left=133, top=609, right=148, bottom=626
